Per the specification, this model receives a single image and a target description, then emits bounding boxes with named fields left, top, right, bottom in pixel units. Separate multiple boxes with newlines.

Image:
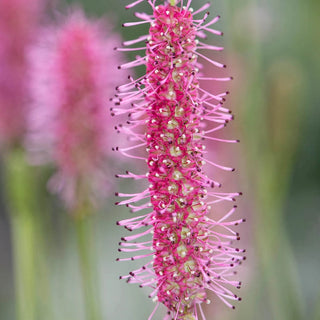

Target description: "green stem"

left=255, top=168, right=304, bottom=320
left=224, top=0, right=304, bottom=318
left=5, top=149, right=38, bottom=320
left=11, top=211, right=37, bottom=320
left=74, top=215, right=102, bottom=320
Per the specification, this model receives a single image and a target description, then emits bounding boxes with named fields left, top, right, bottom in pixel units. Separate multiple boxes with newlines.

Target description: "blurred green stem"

left=256, top=163, right=303, bottom=320
left=74, top=214, right=102, bottom=320
left=247, top=54, right=302, bottom=320
left=5, top=149, right=38, bottom=320
left=11, top=209, right=37, bottom=320
left=224, top=0, right=304, bottom=318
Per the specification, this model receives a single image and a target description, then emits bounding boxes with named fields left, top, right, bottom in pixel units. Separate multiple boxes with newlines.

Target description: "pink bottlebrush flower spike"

left=0, top=0, right=43, bottom=149
left=28, top=10, right=124, bottom=211
left=114, top=0, right=245, bottom=319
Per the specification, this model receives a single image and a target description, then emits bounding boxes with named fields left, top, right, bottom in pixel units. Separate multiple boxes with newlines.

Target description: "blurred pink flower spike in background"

left=28, top=9, right=125, bottom=213
left=114, top=1, right=245, bottom=319
left=0, top=0, right=43, bottom=150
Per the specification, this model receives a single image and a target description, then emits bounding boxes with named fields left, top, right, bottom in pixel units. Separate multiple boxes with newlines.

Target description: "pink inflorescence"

left=28, top=11, right=124, bottom=209
left=0, top=0, right=42, bottom=149
left=114, top=1, right=245, bottom=319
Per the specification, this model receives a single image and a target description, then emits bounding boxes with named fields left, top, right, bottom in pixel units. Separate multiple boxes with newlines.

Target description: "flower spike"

left=28, top=10, right=125, bottom=210
left=0, top=0, right=43, bottom=149
left=115, top=1, right=245, bottom=319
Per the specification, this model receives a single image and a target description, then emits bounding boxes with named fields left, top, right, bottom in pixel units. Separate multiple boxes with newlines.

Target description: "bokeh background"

left=0, top=0, right=319, bottom=319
